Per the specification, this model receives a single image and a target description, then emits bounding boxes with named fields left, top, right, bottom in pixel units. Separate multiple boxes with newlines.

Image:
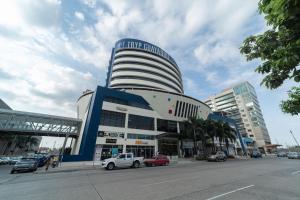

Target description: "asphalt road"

left=0, top=158, right=299, bottom=200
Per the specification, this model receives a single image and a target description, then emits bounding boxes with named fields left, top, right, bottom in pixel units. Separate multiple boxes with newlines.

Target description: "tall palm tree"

left=223, top=123, right=237, bottom=155
left=206, top=120, right=217, bottom=153
left=183, top=117, right=199, bottom=155
left=197, top=118, right=209, bottom=158
left=215, top=121, right=225, bottom=151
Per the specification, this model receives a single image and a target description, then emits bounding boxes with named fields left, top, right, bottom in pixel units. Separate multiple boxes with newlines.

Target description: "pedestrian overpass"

left=0, top=109, right=82, bottom=138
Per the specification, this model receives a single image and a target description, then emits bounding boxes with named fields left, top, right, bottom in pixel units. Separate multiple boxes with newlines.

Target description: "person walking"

left=45, top=156, right=53, bottom=171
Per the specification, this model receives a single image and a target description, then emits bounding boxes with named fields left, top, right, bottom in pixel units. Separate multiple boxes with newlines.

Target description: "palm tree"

left=183, top=117, right=207, bottom=156
left=215, top=121, right=225, bottom=151
left=223, top=123, right=237, bottom=155
left=197, top=118, right=209, bottom=158
left=206, top=120, right=217, bottom=153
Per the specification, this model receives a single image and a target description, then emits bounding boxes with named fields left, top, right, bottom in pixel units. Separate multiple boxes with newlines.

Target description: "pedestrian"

left=45, top=156, right=53, bottom=171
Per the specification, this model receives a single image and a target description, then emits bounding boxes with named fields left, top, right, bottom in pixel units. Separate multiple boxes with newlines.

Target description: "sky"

left=0, top=0, right=299, bottom=148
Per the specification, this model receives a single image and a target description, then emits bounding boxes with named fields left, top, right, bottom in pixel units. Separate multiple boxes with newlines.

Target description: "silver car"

left=287, top=152, right=300, bottom=159
left=207, top=151, right=227, bottom=162
left=10, top=158, right=38, bottom=174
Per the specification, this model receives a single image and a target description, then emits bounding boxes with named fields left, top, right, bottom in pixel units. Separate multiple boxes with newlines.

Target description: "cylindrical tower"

left=108, top=38, right=184, bottom=94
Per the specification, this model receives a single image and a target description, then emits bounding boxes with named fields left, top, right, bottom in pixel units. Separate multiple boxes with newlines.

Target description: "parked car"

left=8, top=156, right=22, bottom=165
left=10, top=158, right=38, bottom=174
left=287, top=152, right=300, bottom=159
left=250, top=151, right=262, bottom=158
left=101, top=153, right=143, bottom=170
left=277, top=152, right=287, bottom=157
left=144, top=155, right=169, bottom=167
left=207, top=151, right=227, bottom=162
left=0, top=158, right=8, bottom=165
left=0, top=157, right=10, bottom=165
left=34, top=155, right=49, bottom=167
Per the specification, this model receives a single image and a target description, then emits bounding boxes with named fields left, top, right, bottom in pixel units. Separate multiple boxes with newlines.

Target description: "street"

left=0, top=158, right=299, bottom=200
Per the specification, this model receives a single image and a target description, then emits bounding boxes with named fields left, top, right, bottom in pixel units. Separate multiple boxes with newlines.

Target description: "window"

left=119, top=154, right=125, bottom=159
left=177, top=101, right=182, bottom=117
left=174, top=101, right=179, bottom=116
left=127, top=154, right=132, bottom=158
left=128, top=114, right=154, bottom=130
left=181, top=102, right=186, bottom=117
left=184, top=103, right=189, bottom=118
left=157, top=119, right=177, bottom=133
left=100, top=110, right=126, bottom=127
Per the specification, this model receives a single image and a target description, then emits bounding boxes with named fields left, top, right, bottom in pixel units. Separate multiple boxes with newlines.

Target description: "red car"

left=144, top=155, right=169, bottom=167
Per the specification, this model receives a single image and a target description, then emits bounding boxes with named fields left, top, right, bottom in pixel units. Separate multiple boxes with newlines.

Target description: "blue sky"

left=0, top=0, right=299, bottom=147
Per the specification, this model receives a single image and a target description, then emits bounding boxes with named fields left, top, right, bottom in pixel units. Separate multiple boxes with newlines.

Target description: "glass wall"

left=157, top=119, right=178, bottom=133
left=126, top=145, right=155, bottom=158
left=100, top=145, right=123, bottom=160
left=100, top=110, right=126, bottom=127
left=128, top=114, right=154, bottom=130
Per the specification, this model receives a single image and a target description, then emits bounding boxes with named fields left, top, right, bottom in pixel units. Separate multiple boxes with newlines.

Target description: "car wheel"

left=106, top=163, right=115, bottom=170
left=133, top=161, right=140, bottom=168
left=10, top=170, right=15, bottom=174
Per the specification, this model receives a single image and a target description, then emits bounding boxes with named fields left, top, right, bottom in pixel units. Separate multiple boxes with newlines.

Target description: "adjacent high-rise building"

left=204, top=82, right=271, bottom=152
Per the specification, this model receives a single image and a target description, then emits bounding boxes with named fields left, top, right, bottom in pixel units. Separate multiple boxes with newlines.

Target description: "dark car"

left=207, top=151, right=227, bottom=162
left=34, top=155, right=49, bottom=167
left=250, top=151, right=262, bottom=158
left=10, top=158, right=38, bottom=174
left=144, top=155, right=169, bottom=167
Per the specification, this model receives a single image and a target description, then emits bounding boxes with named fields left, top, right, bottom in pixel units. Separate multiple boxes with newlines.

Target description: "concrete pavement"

left=0, top=157, right=299, bottom=200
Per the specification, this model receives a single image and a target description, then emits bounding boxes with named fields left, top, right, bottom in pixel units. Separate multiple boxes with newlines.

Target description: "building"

left=204, top=82, right=271, bottom=153
left=70, top=38, right=213, bottom=161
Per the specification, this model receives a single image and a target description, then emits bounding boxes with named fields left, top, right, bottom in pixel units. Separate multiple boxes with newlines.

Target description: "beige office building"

left=204, top=82, right=271, bottom=153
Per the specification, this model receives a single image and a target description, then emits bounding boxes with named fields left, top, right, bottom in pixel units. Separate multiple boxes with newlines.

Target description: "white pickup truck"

left=101, top=153, right=144, bottom=170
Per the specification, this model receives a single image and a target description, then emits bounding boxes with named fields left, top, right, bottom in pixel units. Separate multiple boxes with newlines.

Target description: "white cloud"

left=80, top=0, right=96, bottom=8
left=75, top=11, right=85, bottom=21
left=0, top=34, right=97, bottom=117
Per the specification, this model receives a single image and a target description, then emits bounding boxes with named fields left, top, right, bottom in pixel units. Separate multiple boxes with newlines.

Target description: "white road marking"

left=205, top=185, right=255, bottom=200
left=291, top=170, right=300, bottom=175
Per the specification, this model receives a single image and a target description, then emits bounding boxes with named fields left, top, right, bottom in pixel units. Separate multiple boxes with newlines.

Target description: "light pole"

left=290, top=130, right=300, bottom=146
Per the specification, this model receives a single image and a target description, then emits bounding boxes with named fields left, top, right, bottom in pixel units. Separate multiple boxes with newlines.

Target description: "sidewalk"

left=35, top=161, right=100, bottom=174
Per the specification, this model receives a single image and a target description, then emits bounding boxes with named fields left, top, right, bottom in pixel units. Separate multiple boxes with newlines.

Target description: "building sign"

left=135, top=140, right=148, bottom=145
left=115, top=38, right=177, bottom=67
left=106, top=138, right=117, bottom=144
left=98, top=131, right=125, bottom=138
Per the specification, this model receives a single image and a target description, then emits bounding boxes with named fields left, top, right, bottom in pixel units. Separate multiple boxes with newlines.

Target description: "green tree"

left=183, top=117, right=208, bottom=156
left=240, top=0, right=300, bottom=115
left=280, top=87, right=300, bottom=115
left=183, top=117, right=200, bottom=155
left=215, top=121, right=226, bottom=151
left=206, top=120, right=217, bottom=153
left=223, top=123, right=236, bottom=155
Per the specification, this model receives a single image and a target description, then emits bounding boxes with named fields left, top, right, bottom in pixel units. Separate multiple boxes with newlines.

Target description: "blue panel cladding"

left=208, top=113, right=247, bottom=155
left=105, top=48, right=115, bottom=87
left=63, top=86, right=151, bottom=162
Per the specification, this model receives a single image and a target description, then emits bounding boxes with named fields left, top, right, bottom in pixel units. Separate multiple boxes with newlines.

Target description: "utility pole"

left=290, top=130, right=300, bottom=146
